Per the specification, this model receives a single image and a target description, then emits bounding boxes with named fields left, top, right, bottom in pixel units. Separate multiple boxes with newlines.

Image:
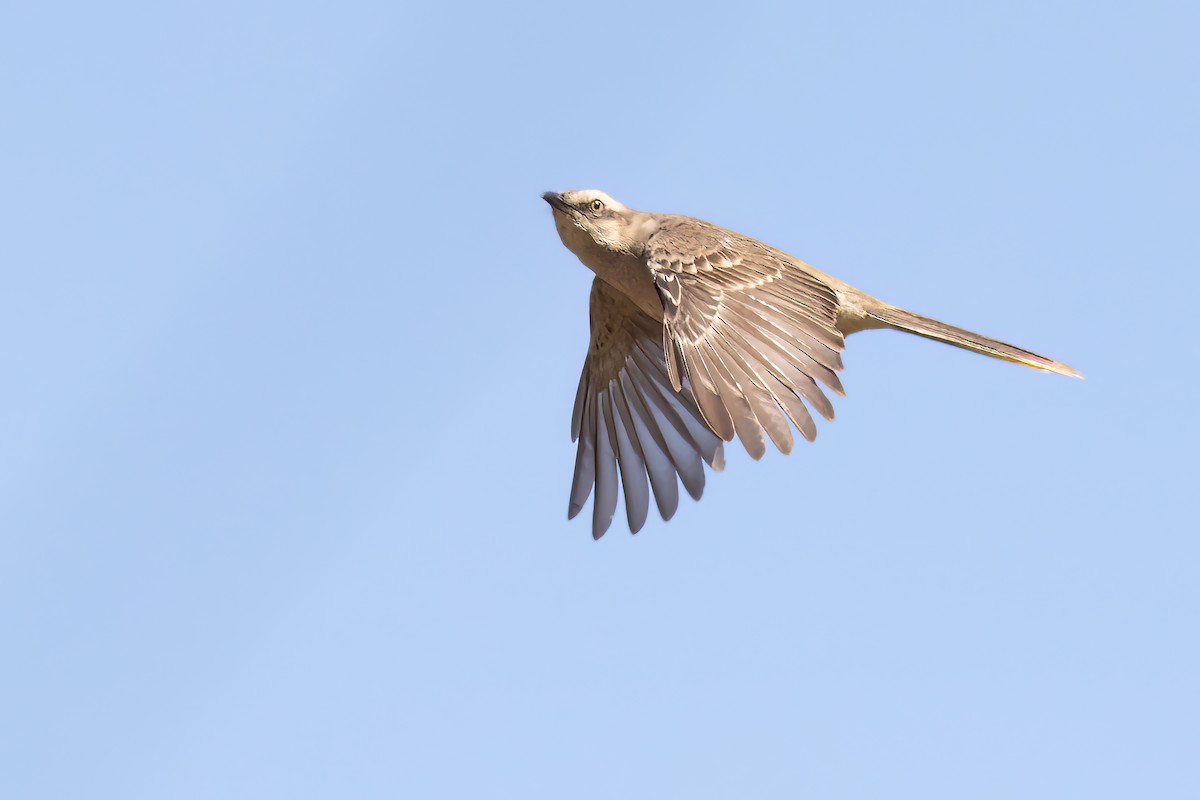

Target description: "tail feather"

left=866, top=304, right=1082, bottom=379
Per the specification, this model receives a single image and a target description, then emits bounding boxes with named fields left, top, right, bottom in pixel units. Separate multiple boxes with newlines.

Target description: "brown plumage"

left=544, top=190, right=1080, bottom=539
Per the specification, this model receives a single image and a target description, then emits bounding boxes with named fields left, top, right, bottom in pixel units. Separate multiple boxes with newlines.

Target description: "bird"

left=542, top=189, right=1080, bottom=539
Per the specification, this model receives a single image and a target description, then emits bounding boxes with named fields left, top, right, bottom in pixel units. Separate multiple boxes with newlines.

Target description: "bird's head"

left=541, top=190, right=651, bottom=259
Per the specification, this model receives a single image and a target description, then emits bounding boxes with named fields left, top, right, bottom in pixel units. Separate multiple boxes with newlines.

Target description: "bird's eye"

left=590, top=199, right=604, bottom=212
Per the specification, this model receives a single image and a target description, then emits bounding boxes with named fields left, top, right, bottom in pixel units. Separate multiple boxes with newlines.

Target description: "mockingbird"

left=542, top=189, right=1080, bottom=539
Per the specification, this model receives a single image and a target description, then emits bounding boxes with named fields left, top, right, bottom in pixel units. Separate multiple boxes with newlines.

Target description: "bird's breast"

left=580, top=252, right=661, bottom=320
left=555, top=219, right=663, bottom=320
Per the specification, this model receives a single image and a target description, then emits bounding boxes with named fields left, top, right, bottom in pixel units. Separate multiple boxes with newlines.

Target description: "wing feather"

left=606, top=387, right=650, bottom=533
left=616, top=371, right=680, bottom=521
left=698, top=339, right=766, bottom=459
left=567, top=399, right=596, bottom=519
left=592, top=391, right=619, bottom=539
left=646, top=217, right=847, bottom=463
left=569, top=278, right=724, bottom=538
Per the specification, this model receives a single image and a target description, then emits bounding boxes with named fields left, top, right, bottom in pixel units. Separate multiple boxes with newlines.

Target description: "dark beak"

left=541, top=191, right=571, bottom=213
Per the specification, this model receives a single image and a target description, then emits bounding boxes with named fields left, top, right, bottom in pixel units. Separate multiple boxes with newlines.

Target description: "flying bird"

left=542, top=190, right=1080, bottom=538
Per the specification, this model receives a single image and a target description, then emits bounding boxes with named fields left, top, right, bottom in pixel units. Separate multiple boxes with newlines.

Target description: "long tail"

left=865, top=304, right=1082, bottom=379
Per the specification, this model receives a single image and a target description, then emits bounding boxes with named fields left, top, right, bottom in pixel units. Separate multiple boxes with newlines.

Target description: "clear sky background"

left=2, top=2, right=1197, bottom=798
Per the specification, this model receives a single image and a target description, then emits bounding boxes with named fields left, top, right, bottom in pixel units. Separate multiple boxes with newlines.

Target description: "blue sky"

left=2, top=1, right=1197, bottom=797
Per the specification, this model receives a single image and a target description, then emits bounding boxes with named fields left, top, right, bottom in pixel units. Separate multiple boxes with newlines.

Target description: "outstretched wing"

left=571, top=278, right=725, bottom=539
left=647, top=216, right=847, bottom=460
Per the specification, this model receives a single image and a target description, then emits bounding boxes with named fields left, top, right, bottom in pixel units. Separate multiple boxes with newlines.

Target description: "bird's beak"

left=541, top=191, right=571, bottom=213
